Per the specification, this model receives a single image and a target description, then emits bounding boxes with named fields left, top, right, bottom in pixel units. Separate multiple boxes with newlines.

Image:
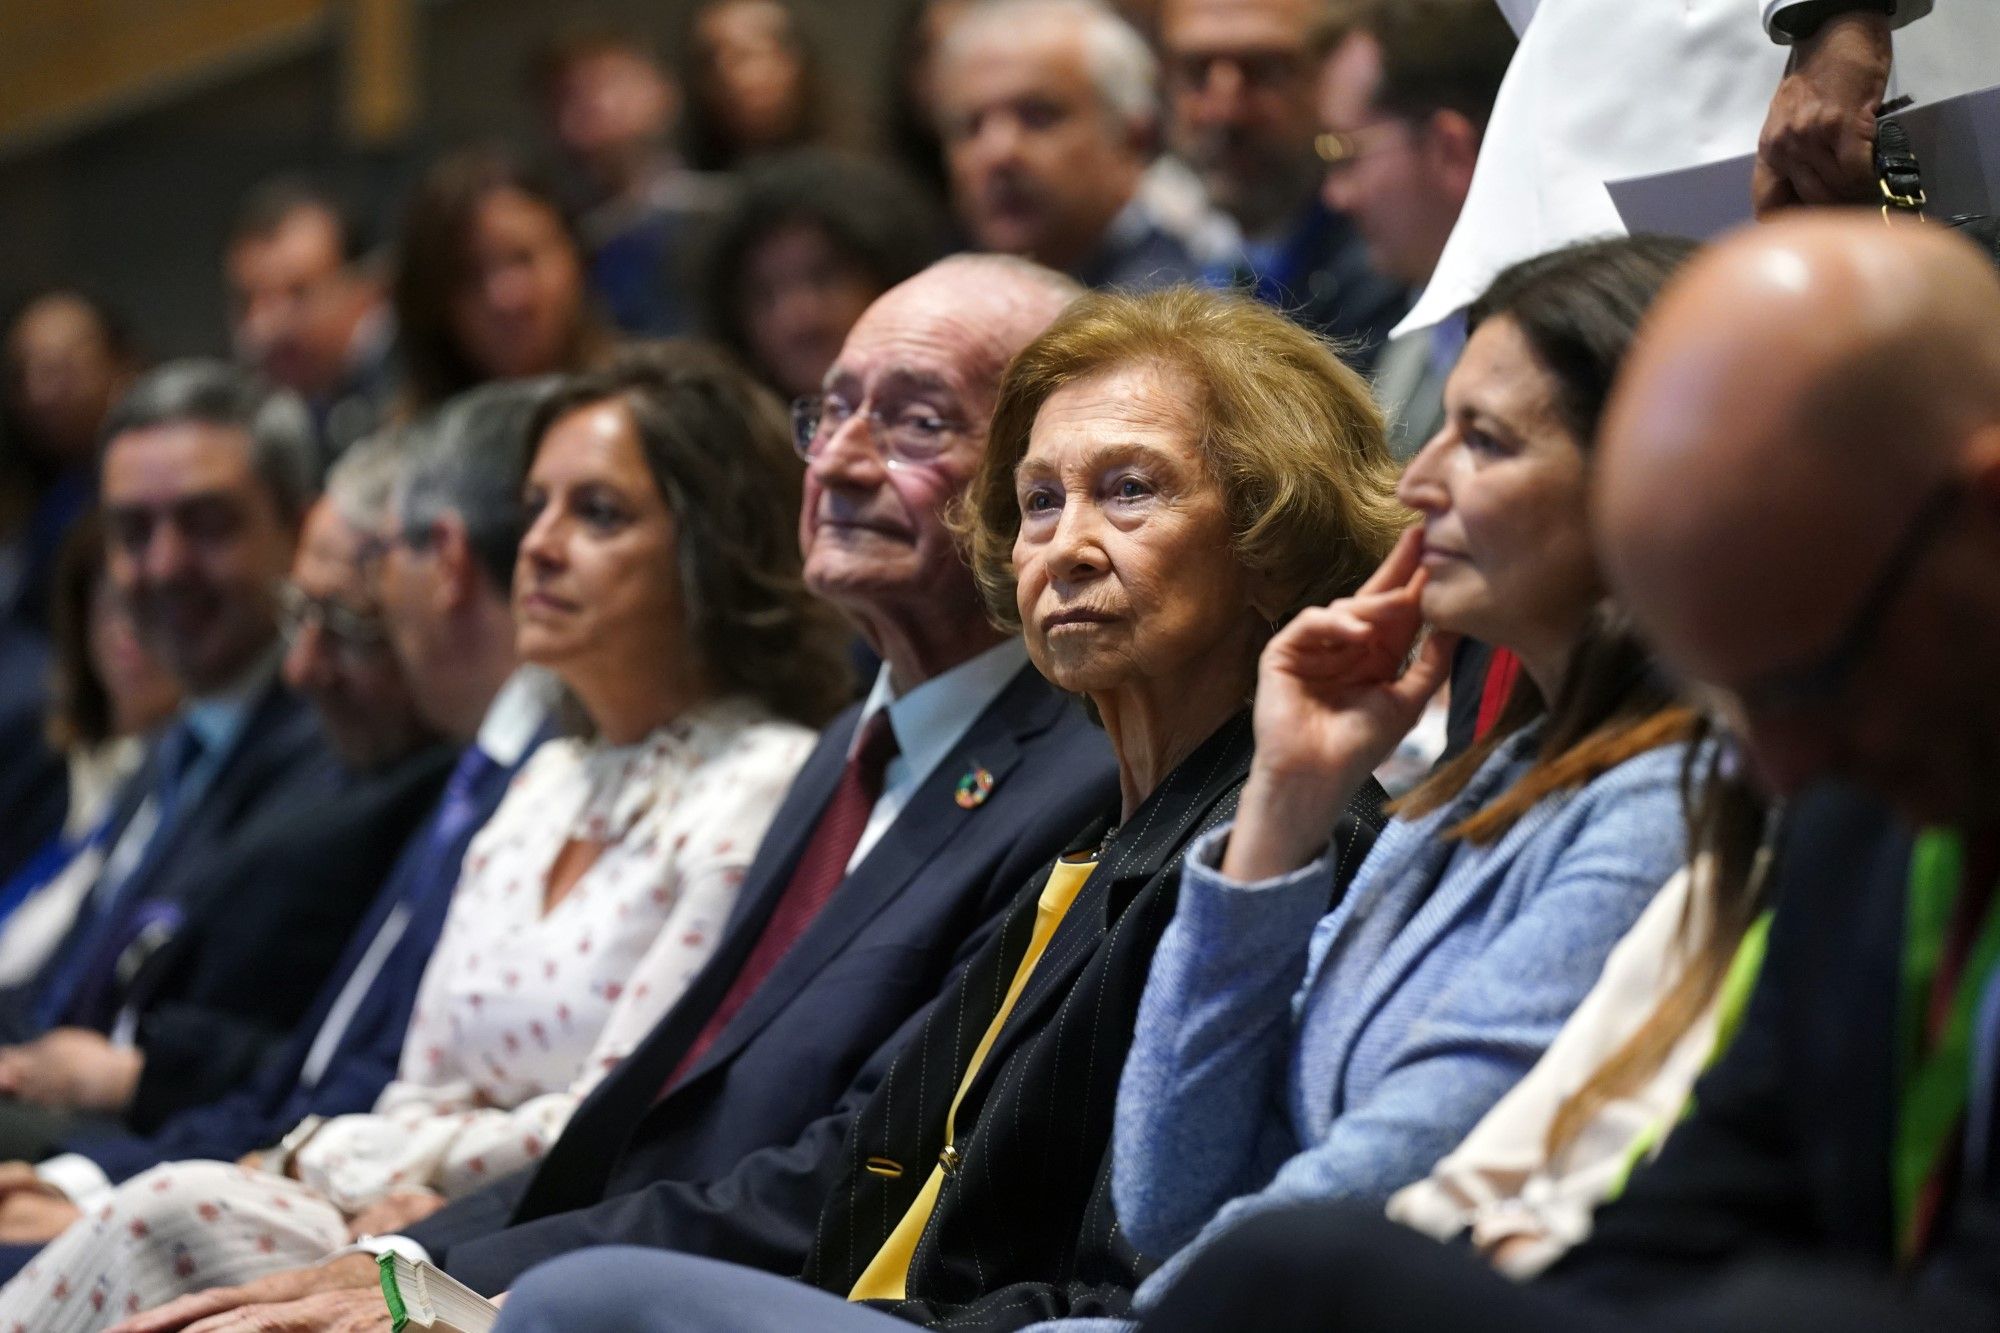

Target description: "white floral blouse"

left=291, top=695, right=815, bottom=1213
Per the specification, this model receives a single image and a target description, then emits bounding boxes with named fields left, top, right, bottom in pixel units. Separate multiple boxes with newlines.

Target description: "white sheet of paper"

left=1608, top=79, right=2000, bottom=239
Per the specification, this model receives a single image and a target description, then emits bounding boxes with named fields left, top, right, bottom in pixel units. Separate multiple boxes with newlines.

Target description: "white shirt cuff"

left=35, top=1153, right=114, bottom=1211
left=336, top=1233, right=434, bottom=1267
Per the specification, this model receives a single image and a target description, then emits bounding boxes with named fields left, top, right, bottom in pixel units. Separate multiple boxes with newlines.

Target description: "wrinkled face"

left=1012, top=361, right=1259, bottom=700
left=741, top=222, right=883, bottom=400
left=450, top=188, right=587, bottom=383
left=4, top=294, right=128, bottom=466
left=280, top=498, right=432, bottom=770
left=938, top=23, right=1143, bottom=269
left=101, top=422, right=297, bottom=694
left=1398, top=316, right=1599, bottom=658
left=515, top=401, right=688, bottom=691
left=698, top=0, right=807, bottom=150
left=1161, top=0, right=1318, bottom=230
left=86, top=575, right=179, bottom=738
left=226, top=209, right=366, bottom=400
left=797, top=289, right=992, bottom=629
left=549, top=48, right=676, bottom=174
left=1315, top=33, right=1452, bottom=288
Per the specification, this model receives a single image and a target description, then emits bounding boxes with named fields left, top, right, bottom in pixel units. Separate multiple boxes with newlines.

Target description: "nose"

left=1395, top=430, right=1452, bottom=514
left=281, top=616, right=337, bottom=694
left=516, top=501, right=568, bottom=578
left=807, top=408, right=888, bottom=491
left=1321, top=162, right=1360, bottom=215
left=139, top=518, right=195, bottom=585
left=1192, top=58, right=1250, bottom=124
left=1047, top=497, right=1109, bottom=587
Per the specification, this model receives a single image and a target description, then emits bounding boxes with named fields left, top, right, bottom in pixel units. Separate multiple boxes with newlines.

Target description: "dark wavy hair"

left=393, top=147, right=611, bottom=413
left=526, top=342, right=851, bottom=727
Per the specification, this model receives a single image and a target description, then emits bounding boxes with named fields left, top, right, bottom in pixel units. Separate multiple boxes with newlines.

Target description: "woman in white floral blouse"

left=0, top=344, right=852, bottom=1330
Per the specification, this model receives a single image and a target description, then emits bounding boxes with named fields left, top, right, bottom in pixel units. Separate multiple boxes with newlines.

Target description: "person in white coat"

left=1402, top=0, right=1994, bottom=335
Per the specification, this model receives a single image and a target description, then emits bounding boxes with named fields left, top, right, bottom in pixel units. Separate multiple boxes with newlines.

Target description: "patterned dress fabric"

left=0, top=696, right=814, bottom=1332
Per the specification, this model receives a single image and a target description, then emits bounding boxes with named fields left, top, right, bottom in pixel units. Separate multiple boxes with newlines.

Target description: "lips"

left=1043, top=607, right=1116, bottom=630
left=517, top=589, right=577, bottom=616
left=814, top=516, right=914, bottom=542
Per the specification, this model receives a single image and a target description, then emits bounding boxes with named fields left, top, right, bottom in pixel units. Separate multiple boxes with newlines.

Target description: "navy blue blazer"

left=61, top=735, right=533, bottom=1177
left=0, top=673, right=341, bottom=1040
left=409, top=665, right=1121, bottom=1293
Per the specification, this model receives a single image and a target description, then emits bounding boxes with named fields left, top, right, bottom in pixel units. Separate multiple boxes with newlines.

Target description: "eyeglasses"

left=1315, top=121, right=1412, bottom=171
left=1730, top=475, right=1962, bottom=718
left=277, top=582, right=390, bottom=660
left=790, top=394, right=965, bottom=468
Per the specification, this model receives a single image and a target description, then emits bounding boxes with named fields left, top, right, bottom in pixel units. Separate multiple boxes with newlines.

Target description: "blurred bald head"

left=1597, top=215, right=2000, bottom=819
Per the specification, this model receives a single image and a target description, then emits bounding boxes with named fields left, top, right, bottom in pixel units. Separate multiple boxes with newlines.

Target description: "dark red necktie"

left=664, top=710, right=900, bottom=1093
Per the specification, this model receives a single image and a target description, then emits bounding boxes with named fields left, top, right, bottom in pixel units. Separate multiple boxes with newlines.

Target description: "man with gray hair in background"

left=936, top=0, right=1204, bottom=290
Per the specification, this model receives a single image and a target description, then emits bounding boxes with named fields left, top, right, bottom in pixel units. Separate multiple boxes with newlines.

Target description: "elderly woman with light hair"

left=478, top=284, right=1399, bottom=1329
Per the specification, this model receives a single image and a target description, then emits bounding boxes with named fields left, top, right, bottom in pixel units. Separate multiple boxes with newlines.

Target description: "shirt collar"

left=859, top=638, right=1031, bottom=784
left=180, top=648, right=280, bottom=756
left=476, top=666, right=561, bottom=768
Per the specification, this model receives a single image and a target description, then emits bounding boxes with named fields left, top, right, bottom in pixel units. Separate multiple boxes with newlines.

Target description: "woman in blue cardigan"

left=1090, top=237, right=1708, bottom=1326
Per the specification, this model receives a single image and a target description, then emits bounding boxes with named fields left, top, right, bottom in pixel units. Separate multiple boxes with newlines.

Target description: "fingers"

left=1387, top=629, right=1462, bottom=713
left=1356, top=526, right=1426, bottom=599
left=109, top=1287, right=245, bottom=1333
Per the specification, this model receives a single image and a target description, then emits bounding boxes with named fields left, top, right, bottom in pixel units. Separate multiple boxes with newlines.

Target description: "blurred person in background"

left=527, top=25, right=733, bottom=337
left=0, top=515, right=178, bottom=959
left=1160, top=0, right=1408, bottom=367
left=679, top=0, right=840, bottom=174
left=697, top=149, right=947, bottom=403
left=393, top=149, right=612, bottom=416
left=0, top=291, right=139, bottom=711
left=223, top=176, right=396, bottom=470
left=1314, top=0, right=1514, bottom=457
left=884, top=0, right=976, bottom=208
left=935, top=0, right=1204, bottom=291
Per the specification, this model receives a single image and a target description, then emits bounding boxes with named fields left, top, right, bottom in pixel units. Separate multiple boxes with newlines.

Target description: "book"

left=377, top=1251, right=500, bottom=1333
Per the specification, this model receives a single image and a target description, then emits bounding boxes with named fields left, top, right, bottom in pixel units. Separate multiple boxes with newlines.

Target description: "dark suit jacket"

left=0, top=697, right=68, bottom=888
left=413, top=667, right=1121, bottom=1292
left=798, top=714, right=1387, bottom=1330
left=1226, top=202, right=1411, bottom=373
left=67, top=735, right=530, bottom=1180
left=0, top=673, right=340, bottom=1039
left=114, top=740, right=456, bottom=1130
left=1550, top=782, right=2000, bottom=1313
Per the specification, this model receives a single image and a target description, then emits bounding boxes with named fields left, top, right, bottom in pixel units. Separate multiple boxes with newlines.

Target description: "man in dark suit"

left=1136, top=217, right=2000, bottom=1331
left=1160, top=0, right=1412, bottom=369
left=0, top=435, right=457, bottom=1165
left=0, top=384, right=558, bottom=1255
left=134, top=253, right=1128, bottom=1330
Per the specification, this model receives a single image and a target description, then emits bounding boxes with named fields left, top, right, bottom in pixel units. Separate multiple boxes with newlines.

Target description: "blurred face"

left=451, top=188, right=587, bottom=383
left=1315, top=32, right=1456, bottom=288
left=938, top=21, right=1147, bottom=271
left=741, top=222, right=883, bottom=400
left=798, top=287, right=992, bottom=628
left=698, top=0, right=807, bottom=151
left=516, top=401, right=688, bottom=697
left=1012, top=362, right=1259, bottom=701
left=372, top=510, right=460, bottom=733
left=86, top=576, right=179, bottom=738
left=4, top=294, right=129, bottom=466
left=226, top=208, right=373, bottom=400
left=280, top=498, right=432, bottom=770
left=549, top=48, right=677, bottom=183
left=1161, top=0, right=1319, bottom=233
left=101, top=422, right=297, bottom=694
left=1398, top=316, right=1598, bottom=661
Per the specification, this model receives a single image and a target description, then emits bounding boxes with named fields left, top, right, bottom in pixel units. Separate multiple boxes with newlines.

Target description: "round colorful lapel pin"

left=954, top=764, right=996, bottom=809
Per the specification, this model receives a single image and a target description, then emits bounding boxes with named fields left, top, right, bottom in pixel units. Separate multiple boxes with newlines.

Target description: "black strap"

left=1875, top=118, right=1928, bottom=220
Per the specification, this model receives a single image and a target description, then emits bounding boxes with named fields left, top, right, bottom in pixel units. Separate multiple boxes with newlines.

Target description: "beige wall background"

left=0, top=0, right=906, bottom=358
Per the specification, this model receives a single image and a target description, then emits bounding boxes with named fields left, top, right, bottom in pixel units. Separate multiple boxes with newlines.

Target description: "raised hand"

left=1223, top=528, right=1458, bottom=882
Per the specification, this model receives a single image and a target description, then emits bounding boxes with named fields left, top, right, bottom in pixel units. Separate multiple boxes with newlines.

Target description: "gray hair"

left=101, top=359, right=318, bottom=525
left=942, top=0, right=1159, bottom=132
left=397, top=378, right=557, bottom=593
left=323, top=432, right=407, bottom=533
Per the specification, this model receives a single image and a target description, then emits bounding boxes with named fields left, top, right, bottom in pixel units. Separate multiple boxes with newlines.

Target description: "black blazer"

left=1551, top=782, right=2000, bottom=1312
left=116, top=740, right=456, bottom=1130
left=800, top=713, right=1387, bottom=1329
left=415, top=666, right=1122, bottom=1292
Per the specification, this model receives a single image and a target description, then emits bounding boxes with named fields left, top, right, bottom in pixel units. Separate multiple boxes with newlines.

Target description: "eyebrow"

left=1016, top=439, right=1184, bottom=479
left=823, top=367, right=961, bottom=402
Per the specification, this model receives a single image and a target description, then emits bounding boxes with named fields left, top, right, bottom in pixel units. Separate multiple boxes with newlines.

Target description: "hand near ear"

left=1225, top=528, right=1458, bottom=882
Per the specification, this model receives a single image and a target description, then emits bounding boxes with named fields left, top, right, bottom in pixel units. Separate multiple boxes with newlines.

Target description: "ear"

left=427, top=515, right=480, bottom=614
left=1421, top=108, right=1484, bottom=199
left=1123, top=109, right=1160, bottom=164
left=1962, top=424, right=2000, bottom=521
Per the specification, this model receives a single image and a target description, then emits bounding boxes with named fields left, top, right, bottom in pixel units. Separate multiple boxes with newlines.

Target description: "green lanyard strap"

left=1893, top=829, right=2000, bottom=1263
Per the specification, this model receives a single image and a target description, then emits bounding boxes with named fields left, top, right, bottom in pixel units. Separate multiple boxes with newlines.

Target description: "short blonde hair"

left=962, top=285, right=1407, bottom=631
